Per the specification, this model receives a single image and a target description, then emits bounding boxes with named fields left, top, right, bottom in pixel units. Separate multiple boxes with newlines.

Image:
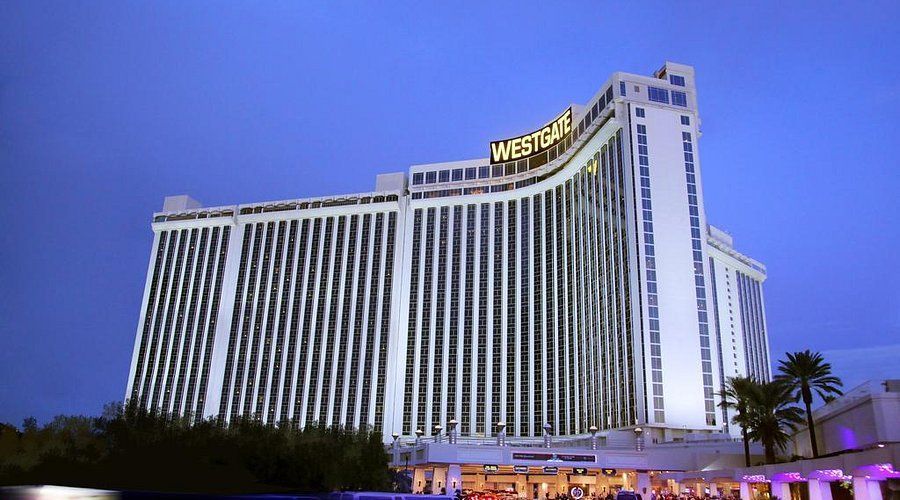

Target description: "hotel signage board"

left=489, top=107, right=573, bottom=165
left=483, top=464, right=500, bottom=473
left=511, top=452, right=596, bottom=462
left=513, top=465, right=529, bottom=474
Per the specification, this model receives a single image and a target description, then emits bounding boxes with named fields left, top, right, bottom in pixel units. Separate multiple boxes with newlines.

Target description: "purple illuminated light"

left=771, top=472, right=803, bottom=482
left=855, top=463, right=899, bottom=480
left=810, top=470, right=850, bottom=481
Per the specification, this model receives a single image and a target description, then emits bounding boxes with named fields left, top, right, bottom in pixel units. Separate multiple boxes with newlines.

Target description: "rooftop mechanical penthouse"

left=126, top=62, right=771, bottom=444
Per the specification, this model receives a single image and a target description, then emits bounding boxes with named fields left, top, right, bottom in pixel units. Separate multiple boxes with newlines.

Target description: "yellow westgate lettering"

left=521, top=134, right=533, bottom=156
left=490, top=107, right=572, bottom=164
left=539, top=128, right=550, bottom=149
left=491, top=141, right=512, bottom=162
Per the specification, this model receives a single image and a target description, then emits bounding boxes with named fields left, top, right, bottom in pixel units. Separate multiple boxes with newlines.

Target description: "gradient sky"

left=1, top=2, right=898, bottom=425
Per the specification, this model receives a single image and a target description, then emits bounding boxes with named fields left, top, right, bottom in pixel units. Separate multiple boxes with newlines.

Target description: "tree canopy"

left=0, top=402, right=392, bottom=494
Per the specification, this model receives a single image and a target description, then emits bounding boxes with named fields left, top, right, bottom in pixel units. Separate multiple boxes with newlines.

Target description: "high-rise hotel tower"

left=126, top=62, right=771, bottom=442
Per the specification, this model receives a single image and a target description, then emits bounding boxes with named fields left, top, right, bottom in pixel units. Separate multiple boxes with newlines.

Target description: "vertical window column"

left=683, top=131, right=716, bottom=426
left=635, top=123, right=665, bottom=423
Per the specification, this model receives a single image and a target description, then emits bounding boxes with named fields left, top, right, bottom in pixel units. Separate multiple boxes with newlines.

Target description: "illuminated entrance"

left=409, top=465, right=661, bottom=498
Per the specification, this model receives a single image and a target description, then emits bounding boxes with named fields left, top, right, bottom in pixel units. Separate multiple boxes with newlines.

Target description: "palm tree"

left=746, top=380, right=805, bottom=464
left=776, top=350, right=843, bottom=457
left=717, top=376, right=757, bottom=466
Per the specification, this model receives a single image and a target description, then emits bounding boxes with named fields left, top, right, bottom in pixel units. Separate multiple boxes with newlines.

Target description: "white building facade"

left=126, top=62, right=772, bottom=443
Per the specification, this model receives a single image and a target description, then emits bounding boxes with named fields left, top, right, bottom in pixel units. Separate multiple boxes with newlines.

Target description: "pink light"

left=815, top=470, right=844, bottom=480
left=772, top=472, right=803, bottom=482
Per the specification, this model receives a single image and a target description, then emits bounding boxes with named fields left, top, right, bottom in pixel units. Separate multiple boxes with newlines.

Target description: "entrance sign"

left=543, top=466, right=559, bottom=474
left=484, top=464, right=499, bottom=473
left=601, top=468, right=617, bottom=476
left=572, top=467, right=588, bottom=475
left=570, top=486, right=585, bottom=499
left=513, top=465, right=529, bottom=474
left=489, top=107, right=573, bottom=164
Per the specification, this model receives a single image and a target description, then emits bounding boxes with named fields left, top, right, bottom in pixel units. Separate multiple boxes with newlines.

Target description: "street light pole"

left=448, top=419, right=458, bottom=445
left=391, top=432, right=400, bottom=466
left=434, top=424, right=443, bottom=443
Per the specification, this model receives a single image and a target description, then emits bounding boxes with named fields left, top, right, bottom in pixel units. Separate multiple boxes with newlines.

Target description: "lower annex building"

left=125, top=61, right=771, bottom=444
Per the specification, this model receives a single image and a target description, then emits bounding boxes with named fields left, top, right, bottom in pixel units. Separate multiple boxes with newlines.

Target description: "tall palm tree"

left=717, top=376, right=756, bottom=466
left=776, top=350, right=843, bottom=457
left=746, top=380, right=805, bottom=464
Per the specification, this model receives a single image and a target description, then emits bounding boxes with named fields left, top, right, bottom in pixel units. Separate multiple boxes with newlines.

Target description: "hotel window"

left=492, top=164, right=504, bottom=177
left=479, top=165, right=490, bottom=179
left=669, top=74, right=686, bottom=86
left=425, top=171, right=437, bottom=184
left=619, top=81, right=626, bottom=96
left=648, top=86, right=669, bottom=104
left=452, top=168, right=463, bottom=181
left=681, top=115, right=690, bottom=126
left=465, top=167, right=477, bottom=180
left=672, top=91, right=688, bottom=107
left=412, top=172, right=424, bottom=185
left=439, top=170, right=450, bottom=182
left=635, top=107, right=645, bottom=118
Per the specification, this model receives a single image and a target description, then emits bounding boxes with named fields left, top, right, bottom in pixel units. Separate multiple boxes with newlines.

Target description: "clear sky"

left=1, top=2, right=898, bottom=425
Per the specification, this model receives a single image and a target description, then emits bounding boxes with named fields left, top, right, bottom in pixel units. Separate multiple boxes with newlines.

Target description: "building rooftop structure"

left=791, top=379, right=900, bottom=458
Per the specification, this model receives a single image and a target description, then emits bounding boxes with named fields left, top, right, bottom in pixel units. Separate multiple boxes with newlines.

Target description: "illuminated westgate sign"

left=490, top=107, right=572, bottom=164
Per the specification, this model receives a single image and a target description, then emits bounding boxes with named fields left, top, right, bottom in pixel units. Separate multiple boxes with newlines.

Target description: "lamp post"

left=392, top=432, right=400, bottom=465
left=415, top=428, right=424, bottom=447
left=543, top=423, right=552, bottom=448
left=633, top=427, right=644, bottom=452
left=589, top=425, right=599, bottom=450
left=496, top=422, right=507, bottom=446
left=448, top=419, right=458, bottom=445
left=433, top=424, right=443, bottom=443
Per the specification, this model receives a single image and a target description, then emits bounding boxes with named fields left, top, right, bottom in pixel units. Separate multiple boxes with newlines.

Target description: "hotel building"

left=125, top=61, right=772, bottom=444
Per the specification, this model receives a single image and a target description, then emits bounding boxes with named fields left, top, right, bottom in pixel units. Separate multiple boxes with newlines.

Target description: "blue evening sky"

left=1, top=2, right=898, bottom=425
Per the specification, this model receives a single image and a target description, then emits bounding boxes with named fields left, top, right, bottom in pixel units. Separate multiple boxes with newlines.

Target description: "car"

left=616, top=491, right=643, bottom=500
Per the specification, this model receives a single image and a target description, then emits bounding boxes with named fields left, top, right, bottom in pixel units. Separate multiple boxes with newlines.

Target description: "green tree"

left=717, top=376, right=757, bottom=466
left=746, top=380, right=805, bottom=464
left=0, top=401, right=391, bottom=493
left=776, top=350, right=843, bottom=458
